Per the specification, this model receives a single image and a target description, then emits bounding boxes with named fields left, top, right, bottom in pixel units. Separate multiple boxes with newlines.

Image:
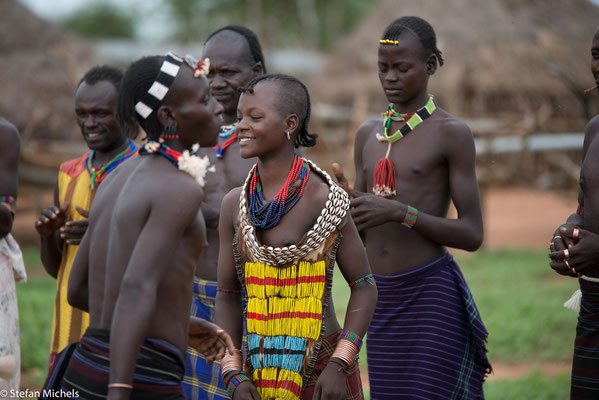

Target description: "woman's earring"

left=286, top=131, right=291, bottom=140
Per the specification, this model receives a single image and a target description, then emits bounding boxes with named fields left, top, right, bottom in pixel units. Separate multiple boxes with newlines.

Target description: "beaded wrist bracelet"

left=576, top=204, right=584, bottom=216
left=401, top=205, right=418, bottom=228
left=349, top=273, right=375, bottom=288
left=338, top=330, right=363, bottom=351
left=328, top=358, right=351, bottom=376
left=226, top=373, right=250, bottom=398
left=223, top=369, right=244, bottom=386
left=332, top=338, right=360, bottom=366
left=217, top=287, right=242, bottom=295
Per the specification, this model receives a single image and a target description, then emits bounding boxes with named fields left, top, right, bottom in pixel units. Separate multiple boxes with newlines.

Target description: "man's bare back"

left=72, top=155, right=206, bottom=351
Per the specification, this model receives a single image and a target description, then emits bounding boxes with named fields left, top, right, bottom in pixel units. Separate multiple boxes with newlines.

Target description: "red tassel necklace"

left=373, top=94, right=437, bottom=197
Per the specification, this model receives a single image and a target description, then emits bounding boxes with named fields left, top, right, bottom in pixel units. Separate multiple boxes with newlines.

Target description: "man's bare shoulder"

left=432, top=108, right=473, bottom=143
left=355, top=118, right=382, bottom=147
left=585, top=114, right=599, bottom=143
left=222, top=187, right=242, bottom=209
left=0, top=119, right=20, bottom=152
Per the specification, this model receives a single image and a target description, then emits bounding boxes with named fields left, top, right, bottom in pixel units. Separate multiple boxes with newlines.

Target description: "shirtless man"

left=62, top=53, right=231, bottom=400
left=334, top=16, right=490, bottom=399
left=548, top=25, right=599, bottom=400
left=183, top=26, right=265, bottom=400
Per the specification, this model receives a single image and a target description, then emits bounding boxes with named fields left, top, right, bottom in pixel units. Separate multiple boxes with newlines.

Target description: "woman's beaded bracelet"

left=328, top=357, right=351, bottom=376
left=217, top=287, right=242, bottom=295
left=348, top=273, right=375, bottom=288
left=332, top=338, right=360, bottom=366
left=226, top=372, right=250, bottom=398
left=338, top=329, right=363, bottom=351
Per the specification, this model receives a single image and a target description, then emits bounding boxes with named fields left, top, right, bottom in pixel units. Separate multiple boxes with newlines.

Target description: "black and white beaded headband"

left=135, top=52, right=210, bottom=119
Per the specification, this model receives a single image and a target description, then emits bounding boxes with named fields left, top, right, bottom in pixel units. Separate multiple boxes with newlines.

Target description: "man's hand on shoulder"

left=331, top=163, right=355, bottom=198
left=188, top=317, right=235, bottom=363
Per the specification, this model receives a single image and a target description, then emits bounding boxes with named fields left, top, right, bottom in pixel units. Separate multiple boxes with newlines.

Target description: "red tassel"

left=373, top=157, right=396, bottom=197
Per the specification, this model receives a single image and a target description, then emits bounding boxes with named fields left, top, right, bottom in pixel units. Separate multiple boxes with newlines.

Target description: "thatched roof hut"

left=0, top=0, right=98, bottom=144
left=311, top=0, right=599, bottom=133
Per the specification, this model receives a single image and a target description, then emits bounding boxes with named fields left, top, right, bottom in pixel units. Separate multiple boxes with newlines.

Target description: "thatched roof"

left=312, top=0, right=599, bottom=128
left=0, top=0, right=98, bottom=143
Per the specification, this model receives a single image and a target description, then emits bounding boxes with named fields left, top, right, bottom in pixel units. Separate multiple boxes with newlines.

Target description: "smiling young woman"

left=216, top=74, right=377, bottom=400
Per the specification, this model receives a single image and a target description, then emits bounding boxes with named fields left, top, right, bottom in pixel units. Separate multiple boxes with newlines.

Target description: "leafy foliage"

left=61, top=4, right=134, bottom=39
left=162, top=0, right=376, bottom=49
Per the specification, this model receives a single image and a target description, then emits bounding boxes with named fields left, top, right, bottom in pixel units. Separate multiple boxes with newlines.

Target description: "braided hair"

left=117, top=55, right=166, bottom=141
left=205, top=25, right=267, bottom=73
left=240, top=74, right=317, bottom=148
left=381, top=16, right=444, bottom=66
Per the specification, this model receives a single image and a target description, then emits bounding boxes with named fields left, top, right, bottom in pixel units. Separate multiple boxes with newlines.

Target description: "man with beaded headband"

left=182, top=25, right=266, bottom=400
left=333, top=16, right=491, bottom=399
left=548, top=24, right=599, bottom=399
left=57, top=53, right=234, bottom=400
left=216, top=73, right=377, bottom=400
left=34, top=66, right=139, bottom=377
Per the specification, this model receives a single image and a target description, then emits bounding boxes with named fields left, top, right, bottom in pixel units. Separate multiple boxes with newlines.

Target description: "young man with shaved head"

left=182, top=25, right=266, bottom=400
left=334, top=16, right=490, bottom=399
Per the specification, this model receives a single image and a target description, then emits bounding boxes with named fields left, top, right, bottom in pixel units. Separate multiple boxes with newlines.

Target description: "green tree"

left=162, top=0, right=375, bottom=49
left=62, top=3, right=135, bottom=39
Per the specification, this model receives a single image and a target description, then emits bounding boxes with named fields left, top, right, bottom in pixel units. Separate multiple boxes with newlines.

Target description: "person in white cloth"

left=0, top=117, right=26, bottom=395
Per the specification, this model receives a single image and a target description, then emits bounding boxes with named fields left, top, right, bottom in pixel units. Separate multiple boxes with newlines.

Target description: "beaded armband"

left=338, top=330, right=363, bottom=351
left=349, top=273, right=375, bottom=288
left=0, top=195, right=16, bottom=213
left=402, top=205, right=418, bottom=228
left=226, top=372, right=250, bottom=398
left=217, top=287, right=242, bottom=295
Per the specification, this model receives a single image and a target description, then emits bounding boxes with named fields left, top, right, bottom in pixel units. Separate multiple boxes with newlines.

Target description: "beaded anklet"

left=349, top=273, right=375, bottom=288
left=338, top=330, right=363, bottom=351
left=217, top=287, right=242, bottom=295
left=402, top=205, right=418, bottom=228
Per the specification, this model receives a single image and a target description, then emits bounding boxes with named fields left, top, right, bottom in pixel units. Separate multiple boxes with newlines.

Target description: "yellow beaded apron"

left=234, top=159, right=350, bottom=400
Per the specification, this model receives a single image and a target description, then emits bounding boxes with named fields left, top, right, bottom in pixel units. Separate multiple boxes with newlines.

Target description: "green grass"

left=484, top=370, right=571, bottom=400
left=16, top=247, right=54, bottom=387
left=15, top=246, right=580, bottom=396
left=457, top=249, right=579, bottom=362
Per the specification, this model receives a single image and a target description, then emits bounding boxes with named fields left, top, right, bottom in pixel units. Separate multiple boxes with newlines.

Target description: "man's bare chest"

left=361, top=131, right=445, bottom=183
